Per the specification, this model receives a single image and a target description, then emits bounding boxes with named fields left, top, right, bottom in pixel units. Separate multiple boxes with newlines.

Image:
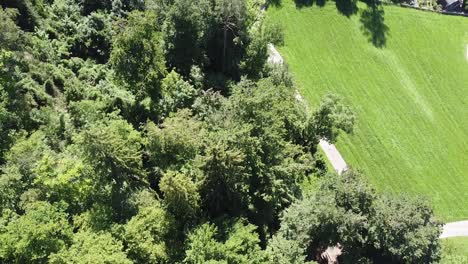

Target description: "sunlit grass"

left=268, top=1, right=468, bottom=221
left=441, top=237, right=468, bottom=263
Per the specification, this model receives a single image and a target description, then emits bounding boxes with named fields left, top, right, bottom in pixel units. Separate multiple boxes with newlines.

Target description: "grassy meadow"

left=267, top=1, right=468, bottom=221
left=441, top=237, right=468, bottom=263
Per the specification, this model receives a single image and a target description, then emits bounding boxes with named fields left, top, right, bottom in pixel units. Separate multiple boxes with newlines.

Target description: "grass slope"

left=267, top=1, right=468, bottom=221
left=441, top=237, right=468, bottom=263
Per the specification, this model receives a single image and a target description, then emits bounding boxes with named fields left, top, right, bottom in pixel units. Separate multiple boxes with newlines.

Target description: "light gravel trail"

left=318, top=139, right=348, bottom=174
left=267, top=43, right=284, bottom=64
left=440, top=221, right=468, bottom=238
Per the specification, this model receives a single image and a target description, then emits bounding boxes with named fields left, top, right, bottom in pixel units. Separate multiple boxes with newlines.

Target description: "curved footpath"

left=319, top=139, right=348, bottom=175
left=440, top=221, right=468, bottom=238
left=266, top=43, right=468, bottom=239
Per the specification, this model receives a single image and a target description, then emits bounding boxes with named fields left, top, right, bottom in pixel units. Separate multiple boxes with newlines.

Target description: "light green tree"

left=158, top=70, right=197, bottom=117
left=0, top=202, right=73, bottom=263
left=159, top=170, right=200, bottom=223
left=124, top=199, right=176, bottom=264
left=184, top=219, right=267, bottom=264
left=49, top=231, right=132, bottom=264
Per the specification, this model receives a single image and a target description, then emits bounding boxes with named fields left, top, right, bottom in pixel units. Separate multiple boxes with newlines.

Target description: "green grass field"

left=441, top=237, right=468, bottom=263
left=267, top=1, right=468, bottom=221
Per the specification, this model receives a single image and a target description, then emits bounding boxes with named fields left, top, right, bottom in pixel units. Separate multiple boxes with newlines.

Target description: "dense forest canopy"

left=0, top=0, right=442, bottom=263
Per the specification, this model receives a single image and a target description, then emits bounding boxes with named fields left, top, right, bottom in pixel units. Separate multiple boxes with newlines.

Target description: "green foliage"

left=79, top=119, right=143, bottom=177
left=1, top=0, right=43, bottom=31
left=308, top=93, right=355, bottom=144
left=266, top=234, right=314, bottom=264
left=211, top=0, right=248, bottom=76
left=184, top=219, right=267, bottom=264
left=0, top=131, right=49, bottom=212
left=197, top=79, right=315, bottom=239
left=0, top=202, right=73, bottom=263
left=275, top=171, right=442, bottom=263
left=124, top=199, right=176, bottom=264
left=74, top=11, right=114, bottom=62
left=33, top=149, right=93, bottom=214
left=198, top=137, right=250, bottom=218
left=239, top=23, right=269, bottom=79
left=0, top=9, right=32, bottom=160
left=0, top=8, right=28, bottom=51
left=44, top=0, right=83, bottom=51
left=162, top=0, right=212, bottom=75
left=263, top=19, right=284, bottom=46
left=0, top=165, right=23, bottom=214
left=78, top=118, right=144, bottom=220
left=110, top=10, right=166, bottom=99
left=0, top=1, right=445, bottom=263
left=49, top=231, right=132, bottom=264
left=265, top=63, right=294, bottom=88
left=240, top=18, right=285, bottom=79
left=78, top=0, right=145, bottom=15
left=160, top=170, right=200, bottom=222
left=369, top=195, right=442, bottom=263
left=159, top=70, right=197, bottom=117
left=145, top=110, right=203, bottom=171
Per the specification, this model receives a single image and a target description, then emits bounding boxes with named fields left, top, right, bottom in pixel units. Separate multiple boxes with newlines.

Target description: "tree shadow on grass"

left=269, top=0, right=282, bottom=7
left=294, top=0, right=326, bottom=8
left=335, top=0, right=358, bottom=16
left=359, top=3, right=389, bottom=48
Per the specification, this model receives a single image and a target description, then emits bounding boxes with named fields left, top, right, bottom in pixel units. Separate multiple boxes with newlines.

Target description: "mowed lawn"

left=267, top=1, right=468, bottom=221
left=441, top=237, right=468, bottom=263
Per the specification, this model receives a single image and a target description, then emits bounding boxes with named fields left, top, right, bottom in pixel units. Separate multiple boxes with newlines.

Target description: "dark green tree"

left=145, top=110, right=203, bottom=173
left=197, top=79, right=314, bottom=241
left=162, top=0, right=212, bottom=75
left=275, top=171, right=442, bottom=263
left=159, top=170, right=201, bottom=223
left=78, top=119, right=144, bottom=221
left=210, top=0, right=248, bottom=76
left=307, top=93, right=355, bottom=147
left=0, top=0, right=43, bottom=31
left=110, top=10, right=166, bottom=99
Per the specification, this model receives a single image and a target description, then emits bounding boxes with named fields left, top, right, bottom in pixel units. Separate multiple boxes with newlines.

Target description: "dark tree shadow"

left=360, top=0, right=379, bottom=5
left=294, top=0, right=326, bottom=8
left=335, top=0, right=358, bottom=16
left=317, top=0, right=327, bottom=7
left=268, top=0, right=282, bottom=7
left=294, top=0, right=314, bottom=8
left=359, top=4, right=389, bottom=48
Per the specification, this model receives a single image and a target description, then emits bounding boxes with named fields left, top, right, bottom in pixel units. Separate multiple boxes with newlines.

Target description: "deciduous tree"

left=0, top=202, right=73, bottom=263
left=49, top=231, right=132, bottom=264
